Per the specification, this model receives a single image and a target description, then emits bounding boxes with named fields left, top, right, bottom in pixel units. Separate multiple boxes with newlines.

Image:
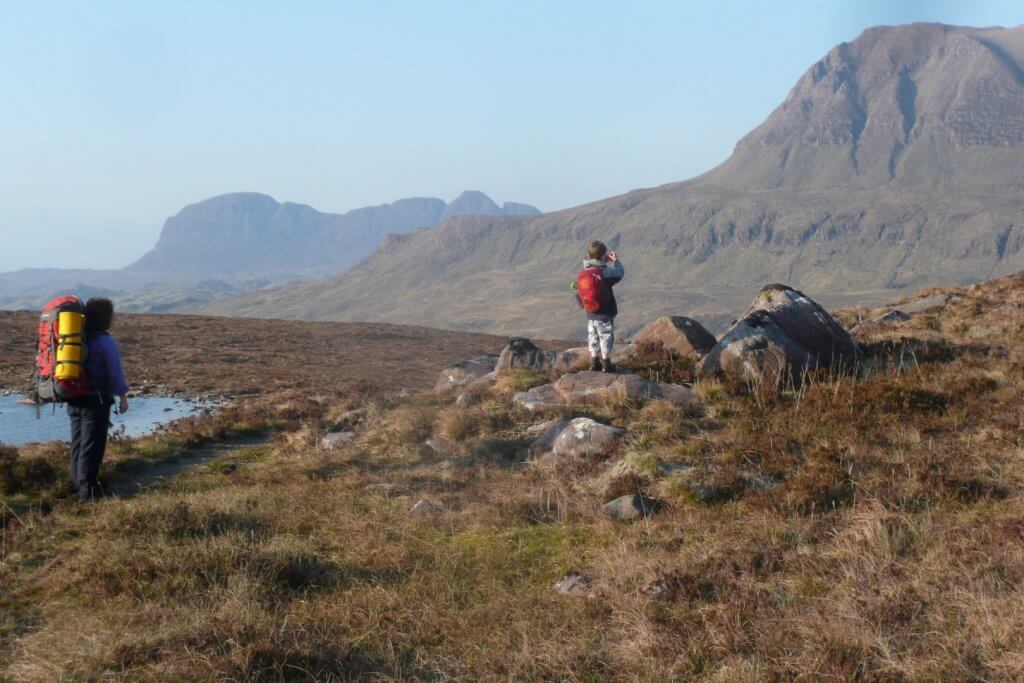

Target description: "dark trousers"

left=68, top=396, right=112, bottom=499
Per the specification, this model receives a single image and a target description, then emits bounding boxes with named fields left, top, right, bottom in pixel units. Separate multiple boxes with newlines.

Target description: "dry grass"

left=3, top=273, right=1024, bottom=679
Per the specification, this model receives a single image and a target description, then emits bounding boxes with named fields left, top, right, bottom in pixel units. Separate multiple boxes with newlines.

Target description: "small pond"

left=0, top=395, right=212, bottom=447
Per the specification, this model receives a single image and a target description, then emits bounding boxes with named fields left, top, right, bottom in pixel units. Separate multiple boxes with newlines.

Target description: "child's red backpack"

left=33, top=295, right=94, bottom=404
left=576, top=266, right=609, bottom=313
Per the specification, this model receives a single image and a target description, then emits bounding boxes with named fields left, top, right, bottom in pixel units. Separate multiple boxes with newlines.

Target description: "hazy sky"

left=3, top=0, right=1024, bottom=272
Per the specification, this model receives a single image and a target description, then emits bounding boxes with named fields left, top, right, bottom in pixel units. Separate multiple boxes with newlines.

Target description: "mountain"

left=211, top=23, right=1024, bottom=338
left=130, top=191, right=538, bottom=279
left=439, top=190, right=541, bottom=221
left=0, top=191, right=539, bottom=311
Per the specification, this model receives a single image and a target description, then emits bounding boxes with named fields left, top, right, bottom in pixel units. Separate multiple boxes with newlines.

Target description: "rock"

left=528, top=419, right=571, bottom=455
left=553, top=344, right=638, bottom=371
left=319, top=431, right=355, bottom=450
left=602, top=494, right=662, bottom=521
left=495, top=337, right=557, bottom=373
left=409, top=499, right=445, bottom=516
left=551, top=417, right=626, bottom=460
left=513, top=371, right=698, bottom=411
left=434, top=354, right=499, bottom=393
left=849, top=309, right=909, bottom=334
left=697, top=284, right=862, bottom=388
left=902, top=293, right=948, bottom=314
left=631, top=316, right=717, bottom=358
left=512, top=383, right=563, bottom=411
left=553, top=571, right=591, bottom=596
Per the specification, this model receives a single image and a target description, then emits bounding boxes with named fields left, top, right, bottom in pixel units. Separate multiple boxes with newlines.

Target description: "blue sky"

left=3, top=0, right=1024, bottom=272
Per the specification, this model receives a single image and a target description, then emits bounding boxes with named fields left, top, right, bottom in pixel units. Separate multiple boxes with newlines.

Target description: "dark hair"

left=588, top=240, right=608, bottom=260
left=85, top=297, right=114, bottom=333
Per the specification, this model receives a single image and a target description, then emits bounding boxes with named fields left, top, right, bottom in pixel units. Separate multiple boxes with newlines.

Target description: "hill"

left=214, top=23, right=1024, bottom=338
left=3, top=271, right=1024, bottom=678
left=0, top=191, right=539, bottom=312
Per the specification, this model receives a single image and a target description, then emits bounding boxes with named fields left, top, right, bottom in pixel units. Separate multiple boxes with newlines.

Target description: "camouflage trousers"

left=587, top=319, right=615, bottom=358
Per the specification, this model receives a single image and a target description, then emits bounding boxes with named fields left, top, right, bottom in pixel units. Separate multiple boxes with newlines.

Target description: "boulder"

left=550, top=417, right=626, bottom=460
left=697, top=284, right=862, bottom=388
left=513, top=371, right=698, bottom=411
left=319, top=431, right=355, bottom=450
left=434, top=355, right=499, bottom=393
left=495, top=337, right=557, bottom=373
left=602, top=494, right=662, bottom=521
left=631, top=316, right=717, bottom=358
left=528, top=419, right=571, bottom=455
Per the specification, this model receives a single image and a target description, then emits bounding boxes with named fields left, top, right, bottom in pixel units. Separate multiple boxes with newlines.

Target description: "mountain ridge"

left=208, top=22, right=1024, bottom=338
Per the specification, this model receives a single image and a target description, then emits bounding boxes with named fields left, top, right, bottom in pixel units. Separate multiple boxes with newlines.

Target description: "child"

left=573, top=240, right=624, bottom=372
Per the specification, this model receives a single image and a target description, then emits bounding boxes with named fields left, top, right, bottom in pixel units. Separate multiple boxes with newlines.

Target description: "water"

left=0, top=395, right=210, bottom=447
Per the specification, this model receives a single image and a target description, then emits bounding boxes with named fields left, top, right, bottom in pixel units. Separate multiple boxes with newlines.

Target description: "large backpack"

left=576, top=266, right=609, bottom=314
left=33, top=295, right=93, bottom=403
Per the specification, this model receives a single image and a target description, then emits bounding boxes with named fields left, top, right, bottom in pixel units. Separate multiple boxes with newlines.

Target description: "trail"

left=103, top=436, right=268, bottom=498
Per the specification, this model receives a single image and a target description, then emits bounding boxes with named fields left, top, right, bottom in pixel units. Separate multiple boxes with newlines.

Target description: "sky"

left=3, top=1, right=1024, bottom=272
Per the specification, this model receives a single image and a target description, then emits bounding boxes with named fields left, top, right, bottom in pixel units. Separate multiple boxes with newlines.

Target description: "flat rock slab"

left=902, top=293, right=948, bottom=314
left=602, top=494, right=662, bottom=521
left=514, top=371, right=697, bottom=410
left=553, top=344, right=637, bottom=371
left=631, top=316, right=717, bottom=357
left=434, top=354, right=499, bottom=393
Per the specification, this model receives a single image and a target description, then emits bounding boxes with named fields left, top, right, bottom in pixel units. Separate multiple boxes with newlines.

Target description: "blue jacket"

left=85, top=332, right=129, bottom=398
left=575, top=258, right=624, bottom=321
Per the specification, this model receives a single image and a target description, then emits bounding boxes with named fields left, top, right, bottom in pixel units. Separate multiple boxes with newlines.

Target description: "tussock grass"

left=4, top=273, right=1024, bottom=678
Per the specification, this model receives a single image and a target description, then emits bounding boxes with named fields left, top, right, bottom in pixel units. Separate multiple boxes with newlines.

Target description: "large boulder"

left=514, top=371, right=698, bottom=411
left=697, top=284, right=861, bottom=388
left=530, top=417, right=625, bottom=460
left=495, top=337, right=557, bottom=373
left=602, top=494, right=662, bottom=521
left=631, top=316, right=717, bottom=358
left=434, top=354, right=499, bottom=392
left=551, top=418, right=627, bottom=460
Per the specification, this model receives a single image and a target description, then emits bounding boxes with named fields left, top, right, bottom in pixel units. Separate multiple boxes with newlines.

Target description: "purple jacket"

left=85, top=332, right=129, bottom=397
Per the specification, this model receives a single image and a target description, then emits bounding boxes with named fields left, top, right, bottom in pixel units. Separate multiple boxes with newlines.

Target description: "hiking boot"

left=589, top=357, right=602, bottom=372
left=601, top=358, right=617, bottom=373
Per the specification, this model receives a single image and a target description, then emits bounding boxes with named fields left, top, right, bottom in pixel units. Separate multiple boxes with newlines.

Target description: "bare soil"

left=0, top=311, right=569, bottom=396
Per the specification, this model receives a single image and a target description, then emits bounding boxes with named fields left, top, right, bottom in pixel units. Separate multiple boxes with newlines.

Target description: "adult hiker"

left=68, top=297, right=129, bottom=501
left=573, top=240, right=624, bottom=372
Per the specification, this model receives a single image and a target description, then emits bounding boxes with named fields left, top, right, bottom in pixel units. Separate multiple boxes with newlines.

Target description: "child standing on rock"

left=573, top=240, right=624, bottom=372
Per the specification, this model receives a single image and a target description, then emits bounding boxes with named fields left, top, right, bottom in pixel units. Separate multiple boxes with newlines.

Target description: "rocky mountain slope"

left=214, top=23, right=1024, bottom=338
left=0, top=191, right=538, bottom=312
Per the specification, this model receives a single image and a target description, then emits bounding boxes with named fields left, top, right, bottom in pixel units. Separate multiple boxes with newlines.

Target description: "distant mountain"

left=210, top=23, right=1024, bottom=338
left=0, top=191, right=539, bottom=311
left=130, top=191, right=538, bottom=279
left=439, top=191, right=541, bottom=221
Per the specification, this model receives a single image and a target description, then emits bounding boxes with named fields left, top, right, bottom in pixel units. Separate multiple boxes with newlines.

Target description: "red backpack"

left=33, top=295, right=93, bottom=403
left=576, top=266, right=609, bottom=313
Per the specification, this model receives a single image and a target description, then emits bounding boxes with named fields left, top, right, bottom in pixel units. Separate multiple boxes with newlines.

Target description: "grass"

left=2, top=273, right=1024, bottom=678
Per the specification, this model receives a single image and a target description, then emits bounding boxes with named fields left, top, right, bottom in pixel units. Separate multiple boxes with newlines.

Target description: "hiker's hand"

left=118, top=395, right=129, bottom=414
left=607, top=251, right=618, bottom=262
